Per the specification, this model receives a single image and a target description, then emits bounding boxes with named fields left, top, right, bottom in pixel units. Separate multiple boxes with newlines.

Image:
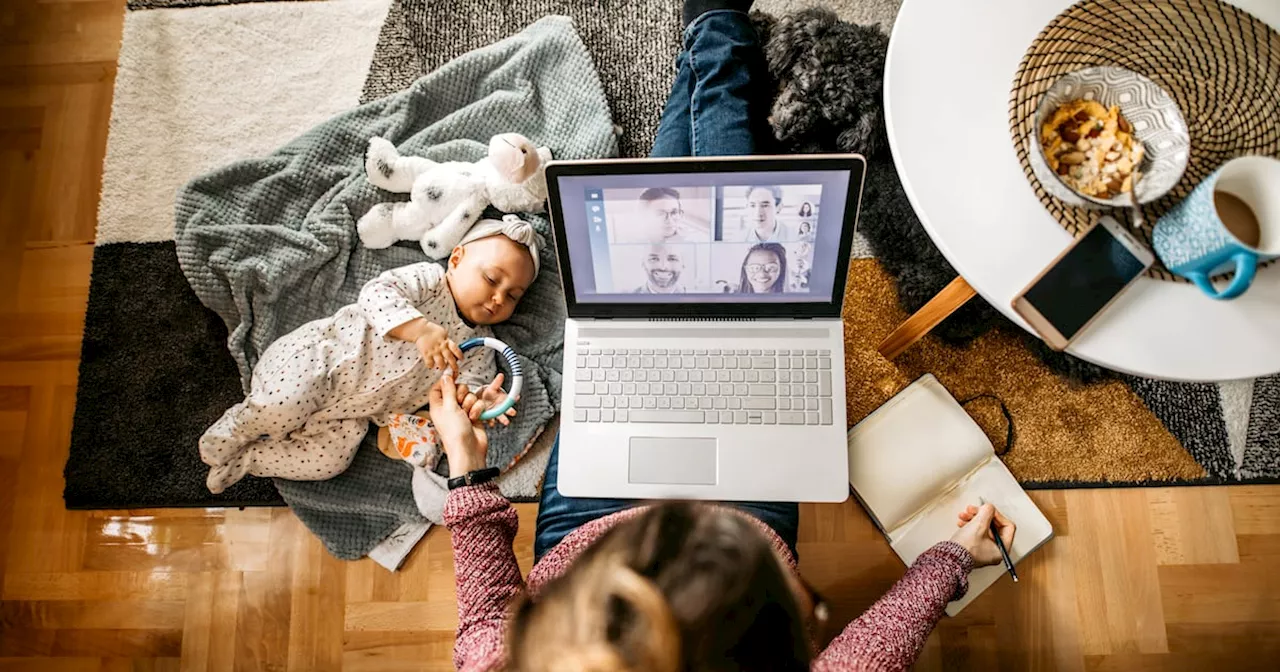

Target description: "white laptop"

left=545, top=156, right=866, bottom=502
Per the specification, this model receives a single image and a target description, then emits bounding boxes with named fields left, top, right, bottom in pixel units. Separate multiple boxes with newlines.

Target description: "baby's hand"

left=413, top=322, right=462, bottom=373
left=456, top=374, right=519, bottom=427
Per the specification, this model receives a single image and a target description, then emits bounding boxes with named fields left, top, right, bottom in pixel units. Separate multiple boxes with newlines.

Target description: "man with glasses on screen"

left=633, top=243, right=687, bottom=294
left=638, top=187, right=695, bottom=243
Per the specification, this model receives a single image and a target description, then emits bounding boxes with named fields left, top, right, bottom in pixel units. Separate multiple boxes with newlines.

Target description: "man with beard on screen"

left=632, top=243, right=687, bottom=294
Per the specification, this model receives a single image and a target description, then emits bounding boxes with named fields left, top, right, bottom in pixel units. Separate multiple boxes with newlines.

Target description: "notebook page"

left=847, top=375, right=992, bottom=534
left=888, top=457, right=1054, bottom=616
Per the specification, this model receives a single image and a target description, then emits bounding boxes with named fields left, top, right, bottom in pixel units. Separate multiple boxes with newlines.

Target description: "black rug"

left=67, top=242, right=281, bottom=508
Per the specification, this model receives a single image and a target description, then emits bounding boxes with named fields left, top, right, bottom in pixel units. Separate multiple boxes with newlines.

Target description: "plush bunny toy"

left=357, top=133, right=552, bottom=258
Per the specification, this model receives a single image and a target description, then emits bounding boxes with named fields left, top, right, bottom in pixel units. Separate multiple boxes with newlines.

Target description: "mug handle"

left=1187, top=253, right=1258, bottom=300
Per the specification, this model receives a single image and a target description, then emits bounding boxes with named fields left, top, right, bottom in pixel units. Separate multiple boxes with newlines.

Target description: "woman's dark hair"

left=506, top=503, right=812, bottom=671
left=738, top=243, right=787, bottom=294
left=798, top=202, right=813, bottom=217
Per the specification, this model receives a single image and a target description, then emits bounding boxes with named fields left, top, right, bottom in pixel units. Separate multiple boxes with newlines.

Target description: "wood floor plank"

left=231, top=511, right=294, bottom=672
left=4, top=386, right=83, bottom=575
left=341, top=631, right=457, bottom=672
left=1229, top=485, right=1280, bottom=535
left=994, top=534, right=1085, bottom=672
left=1084, top=652, right=1280, bottom=672
left=178, top=572, right=240, bottom=672
left=1147, top=488, right=1240, bottom=565
left=0, top=0, right=125, bottom=67
left=1158, top=559, right=1280, bottom=624
left=285, top=521, right=345, bottom=672
left=0, top=628, right=181, bottom=658
left=343, top=602, right=459, bottom=633
left=1066, top=488, right=1168, bottom=656
left=0, top=600, right=184, bottom=630
left=2, top=572, right=187, bottom=602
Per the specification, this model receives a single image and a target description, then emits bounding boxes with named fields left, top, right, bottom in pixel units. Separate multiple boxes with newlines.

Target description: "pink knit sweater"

left=443, top=484, right=974, bottom=671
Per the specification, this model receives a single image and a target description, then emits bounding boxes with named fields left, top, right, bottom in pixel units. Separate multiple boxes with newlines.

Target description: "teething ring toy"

left=457, top=337, right=523, bottom=421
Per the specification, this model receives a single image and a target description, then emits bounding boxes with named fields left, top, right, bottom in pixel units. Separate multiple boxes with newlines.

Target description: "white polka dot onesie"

left=199, top=262, right=495, bottom=494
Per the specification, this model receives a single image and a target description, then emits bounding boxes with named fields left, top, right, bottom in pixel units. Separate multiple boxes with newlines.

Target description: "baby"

left=200, top=215, right=540, bottom=494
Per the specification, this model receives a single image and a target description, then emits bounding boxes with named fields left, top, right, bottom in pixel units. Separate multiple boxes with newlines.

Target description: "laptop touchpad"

left=628, top=437, right=717, bottom=485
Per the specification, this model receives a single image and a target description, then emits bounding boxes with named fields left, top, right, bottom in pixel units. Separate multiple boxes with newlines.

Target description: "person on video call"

left=797, top=218, right=815, bottom=242
left=638, top=187, right=696, bottom=243
left=441, top=3, right=1019, bottom=670
left=738, top=242, right=787, bottom=293
left=633, top=244, right=687, bottom=294
left=737, top=185, right=791, bottom=243
left=790, top=250, right=811, bottom=291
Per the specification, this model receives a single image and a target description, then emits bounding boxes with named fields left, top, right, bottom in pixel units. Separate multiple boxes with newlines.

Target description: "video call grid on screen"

left=556, top=170, right=851, bottom=304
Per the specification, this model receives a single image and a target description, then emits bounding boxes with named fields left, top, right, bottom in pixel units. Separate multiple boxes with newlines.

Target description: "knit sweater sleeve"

left=813, top=541, right=973, bottom=672
left=443, top=483, right=523, bottom=672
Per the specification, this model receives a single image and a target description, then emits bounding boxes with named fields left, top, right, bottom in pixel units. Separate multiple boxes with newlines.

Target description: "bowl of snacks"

left=1030, top=66, right=1189, bottom=208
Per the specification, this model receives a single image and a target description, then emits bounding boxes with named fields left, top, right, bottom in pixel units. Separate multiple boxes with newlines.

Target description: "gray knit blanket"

left=174, top=16, right=617, bottom=560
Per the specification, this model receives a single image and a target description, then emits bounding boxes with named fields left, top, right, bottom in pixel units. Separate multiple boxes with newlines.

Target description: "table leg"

left=876, top=275, right=978, bottom=360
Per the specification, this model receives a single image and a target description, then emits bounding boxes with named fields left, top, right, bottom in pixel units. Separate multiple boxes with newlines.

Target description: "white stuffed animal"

left=358, top=133, right=552, bottom=258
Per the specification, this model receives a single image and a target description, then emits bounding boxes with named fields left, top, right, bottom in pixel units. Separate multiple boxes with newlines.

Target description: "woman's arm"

left=443, top=483, right=525, bottom=672
left=432, top=375, right=522, bottom=671
left=812, top=541, right=973, bottom=672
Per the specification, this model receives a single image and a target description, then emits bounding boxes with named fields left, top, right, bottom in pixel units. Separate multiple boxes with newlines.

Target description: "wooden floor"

left=1, top=1, right=1278, bottom=669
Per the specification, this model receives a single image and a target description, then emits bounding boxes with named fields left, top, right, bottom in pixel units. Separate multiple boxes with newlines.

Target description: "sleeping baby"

left=199, top=215, right=540, bottom=494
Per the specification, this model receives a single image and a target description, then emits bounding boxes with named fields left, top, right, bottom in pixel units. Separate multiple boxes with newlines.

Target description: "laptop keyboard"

left=571, top=347, right=835, bottom=425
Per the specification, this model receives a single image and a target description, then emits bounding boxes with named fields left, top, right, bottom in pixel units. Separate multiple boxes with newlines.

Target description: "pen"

left=980, top=497, right=1018, bottom=583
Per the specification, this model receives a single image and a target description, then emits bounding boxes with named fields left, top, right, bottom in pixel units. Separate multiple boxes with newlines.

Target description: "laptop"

left=545, top=155, right=866, bottom=502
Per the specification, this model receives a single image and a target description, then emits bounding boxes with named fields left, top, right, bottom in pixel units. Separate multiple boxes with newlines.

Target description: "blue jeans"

left=650, top=10, right=775, bottom=158
left=535, top=12, right=797, bottom=560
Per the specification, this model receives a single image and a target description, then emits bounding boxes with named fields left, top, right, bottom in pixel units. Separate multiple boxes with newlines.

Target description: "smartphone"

left=1012, top=216, right=1154, bottom=351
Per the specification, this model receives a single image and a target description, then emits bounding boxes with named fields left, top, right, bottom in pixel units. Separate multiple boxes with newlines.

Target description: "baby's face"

left=446, top=236, right=537, bottom=325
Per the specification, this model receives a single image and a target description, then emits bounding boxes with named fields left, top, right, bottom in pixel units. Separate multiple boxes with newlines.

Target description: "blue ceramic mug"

left=1152, top=156, right=1280, bottom=300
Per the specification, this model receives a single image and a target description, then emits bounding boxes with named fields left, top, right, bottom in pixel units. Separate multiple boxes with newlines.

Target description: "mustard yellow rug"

left=841, top=259, right=1208, bottom=486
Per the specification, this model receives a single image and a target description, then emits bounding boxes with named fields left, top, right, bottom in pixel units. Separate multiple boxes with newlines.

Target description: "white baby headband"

left=458, top=214, right=542, bottom=276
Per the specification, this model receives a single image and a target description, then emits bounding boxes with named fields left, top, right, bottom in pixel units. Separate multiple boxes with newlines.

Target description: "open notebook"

left=847, top=374, right=1053, bottom=615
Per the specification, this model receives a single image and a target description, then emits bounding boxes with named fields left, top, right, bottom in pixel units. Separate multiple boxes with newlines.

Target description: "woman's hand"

left=455, top=374, right=519, bottom=427
left=950, top=503, right=1016, bottom=567
left=428, top=374, right=489, bottom=478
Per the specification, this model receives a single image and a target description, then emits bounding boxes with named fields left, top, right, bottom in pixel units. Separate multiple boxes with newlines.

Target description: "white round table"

left=884, top=0, right=1280, bottom=382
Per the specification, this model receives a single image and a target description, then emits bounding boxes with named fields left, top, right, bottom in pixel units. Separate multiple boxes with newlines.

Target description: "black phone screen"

left=1023, top=224, right=1148, bottom=340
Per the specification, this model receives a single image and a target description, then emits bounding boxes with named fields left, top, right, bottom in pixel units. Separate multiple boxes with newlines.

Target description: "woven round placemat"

left=1009, top=0, right=1280, bottom=281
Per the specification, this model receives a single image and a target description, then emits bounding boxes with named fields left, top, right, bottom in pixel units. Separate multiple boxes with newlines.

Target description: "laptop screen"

left=552, top=167, right=857, bottom=305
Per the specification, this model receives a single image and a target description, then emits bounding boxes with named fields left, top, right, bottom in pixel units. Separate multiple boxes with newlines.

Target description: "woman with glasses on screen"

left=439, top=2, right=1017, bottom=670
left=738, top=242, right=787, bottom=293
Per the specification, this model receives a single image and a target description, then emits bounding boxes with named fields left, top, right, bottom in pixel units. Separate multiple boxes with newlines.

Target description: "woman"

left=797, top=218, right=815, bottom=241
left=434, top=375, right=1016, bottom=671
left=798, top=201, right=814, bottom=218
left=440, top=2, right=1015, bottom=669
left=738, top=242, right=787, bottom=293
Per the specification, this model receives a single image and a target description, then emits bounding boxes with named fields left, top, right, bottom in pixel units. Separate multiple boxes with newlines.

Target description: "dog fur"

left=751, top=8, right=889, bottom=157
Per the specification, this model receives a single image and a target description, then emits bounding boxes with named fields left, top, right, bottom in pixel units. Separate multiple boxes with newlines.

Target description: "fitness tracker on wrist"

left=447, top=467, right=500, bottom=490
